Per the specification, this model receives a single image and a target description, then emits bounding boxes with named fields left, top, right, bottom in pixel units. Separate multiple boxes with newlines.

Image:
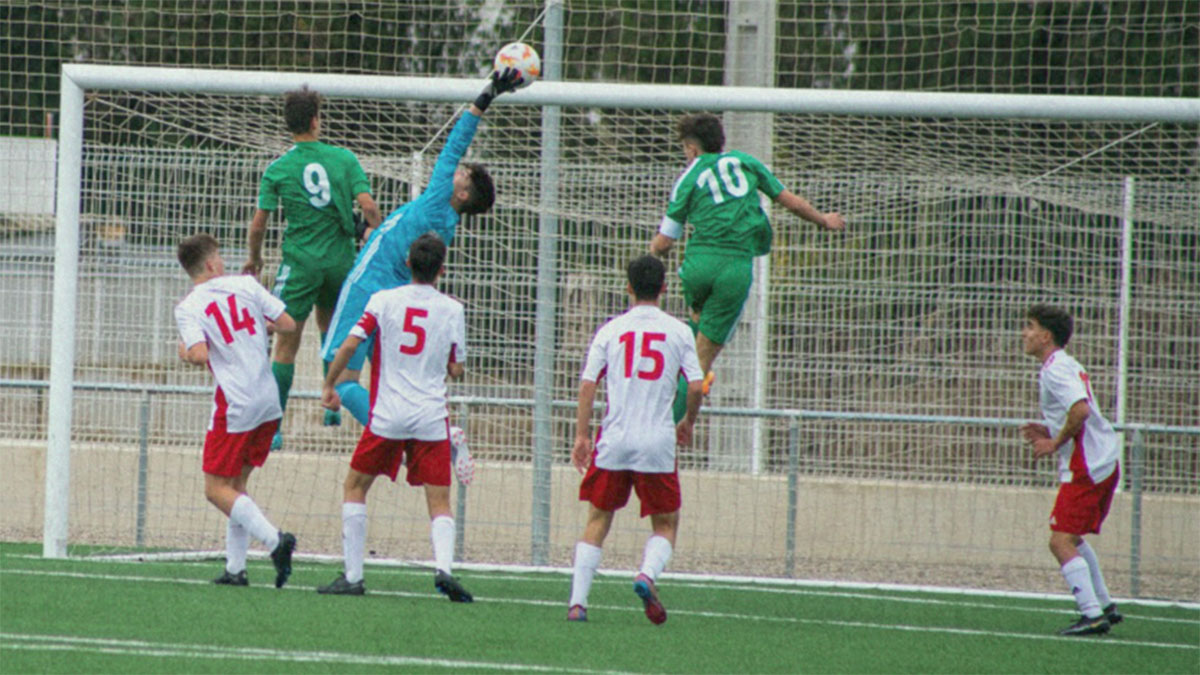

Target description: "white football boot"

left=449, top=425, right=476, bottom=487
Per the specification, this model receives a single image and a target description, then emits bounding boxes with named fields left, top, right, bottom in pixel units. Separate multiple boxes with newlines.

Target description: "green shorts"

left=271, top=255, right=354, bottom=322
left=678, top=251, right=754, bottom=346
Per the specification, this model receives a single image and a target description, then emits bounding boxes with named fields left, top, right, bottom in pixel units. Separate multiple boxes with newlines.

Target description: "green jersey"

left=257, top=141, right=371, bottom=267
left=660, top=150, right=785, bottom=257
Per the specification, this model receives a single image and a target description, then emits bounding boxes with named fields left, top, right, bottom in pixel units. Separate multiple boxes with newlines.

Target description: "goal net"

left=13, top=70, right=1195, bottom=601
left=2, top=1, right=1197, bottom=601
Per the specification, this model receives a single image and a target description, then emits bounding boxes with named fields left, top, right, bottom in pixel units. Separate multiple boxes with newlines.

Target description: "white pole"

left=530, top=0, right=564, bottom=565
left=725, top=0, right=777, bottom=474
left=1115, top=176, right=1134, bottom=489
left=44, top=70, right=84, bottom=558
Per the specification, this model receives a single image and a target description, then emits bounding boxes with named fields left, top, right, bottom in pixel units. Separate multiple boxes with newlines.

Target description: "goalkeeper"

left=320, top=67, right=524, bottom=426
left=243, top=86, right=383, bottom=449
left=650, top=112, right=845, bottom=422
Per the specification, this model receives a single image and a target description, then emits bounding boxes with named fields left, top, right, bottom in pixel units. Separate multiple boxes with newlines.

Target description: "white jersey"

left=1038, top=349, right=1119, bottom=484
left=581, top=304, right=703, bottom=473
left=175, top=275, right=286, bottom=433
left=350, top=283, right=465, bottom=441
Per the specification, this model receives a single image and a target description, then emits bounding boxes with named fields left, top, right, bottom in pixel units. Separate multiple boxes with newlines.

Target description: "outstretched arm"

left=775, top=191, right=845, bottom=231
left=420, top=72, right=521, bottom=207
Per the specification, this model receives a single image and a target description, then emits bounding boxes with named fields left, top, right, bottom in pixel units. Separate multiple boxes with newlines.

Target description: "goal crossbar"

left=62, top=64, right=1200, bottom=122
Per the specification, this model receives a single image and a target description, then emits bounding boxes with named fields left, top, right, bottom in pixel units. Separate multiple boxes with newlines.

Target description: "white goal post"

left=43, top=63, right=1198, bottom=599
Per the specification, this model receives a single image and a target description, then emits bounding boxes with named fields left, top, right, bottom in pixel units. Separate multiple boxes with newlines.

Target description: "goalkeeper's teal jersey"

left=660, top=150, right=785, bottom=257
left=257, top=141, right=371, bottom=267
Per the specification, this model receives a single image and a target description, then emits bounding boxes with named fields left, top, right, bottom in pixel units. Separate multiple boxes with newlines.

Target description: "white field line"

left=9, top=554, right=1200, bottom=624
left=67, top=551, right=1200, bottom=612
left=1, top=567, right=1196, bottom=651
left=292, top=564, right=1200, bottom=624
left=0, top=633, right=628, bottom=673
left=96, top=557, right=1200, bottom=625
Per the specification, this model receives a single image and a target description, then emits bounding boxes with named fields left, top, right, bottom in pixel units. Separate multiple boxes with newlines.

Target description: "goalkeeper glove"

left=474, top=67, right=524, bottom=113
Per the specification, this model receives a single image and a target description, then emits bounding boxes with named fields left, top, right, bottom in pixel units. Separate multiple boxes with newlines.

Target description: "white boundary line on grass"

left=31, top=556, right=1200, bottom=626
left=2, top=567, right=1196, bottom=651
left=63, top=551, right=1200, bottom=611
left=0, top=633, right=629, bottom=673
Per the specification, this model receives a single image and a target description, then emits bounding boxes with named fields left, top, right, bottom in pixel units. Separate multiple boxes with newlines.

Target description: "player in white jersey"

left=317, top=233, right=472, bottom=602
left=566, top=255, right=704, bottom=625
left=174, top=234, right=298, bottom=589
left=1019, top=304, right=1122, bottom=636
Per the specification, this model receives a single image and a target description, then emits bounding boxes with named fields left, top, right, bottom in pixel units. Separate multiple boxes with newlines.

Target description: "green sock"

left=673, top=317, right=701, bottom=424
left=272, top=361, right=295, bottom=413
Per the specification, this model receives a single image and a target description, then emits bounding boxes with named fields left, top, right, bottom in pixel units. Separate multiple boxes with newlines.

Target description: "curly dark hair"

left=1026, top=304, right=1074, bottom=347
left=459, top=162, right=495, bottom=216
left=677, top=113, right=724, bottom=153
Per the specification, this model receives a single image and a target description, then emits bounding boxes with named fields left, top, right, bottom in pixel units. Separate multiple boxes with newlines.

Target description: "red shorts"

left=203, top=418, right=278, bottom=478
left=1050, top=466, right=1119, bottom=535
left=350, top=427, right=451, bottom=487
left=579, top=458, right=681, bottom=518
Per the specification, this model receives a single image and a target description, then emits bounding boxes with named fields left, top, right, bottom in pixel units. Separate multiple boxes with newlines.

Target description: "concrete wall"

left=4, top=439, right=1196, bottom=601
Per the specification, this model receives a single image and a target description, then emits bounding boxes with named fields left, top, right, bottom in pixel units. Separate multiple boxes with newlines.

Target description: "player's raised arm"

left=775, top=190, right=845, bottom=231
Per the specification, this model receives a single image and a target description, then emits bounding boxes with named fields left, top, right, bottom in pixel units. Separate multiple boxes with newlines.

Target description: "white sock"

left=1076, top=541, right=1112, bottom=608
left=225, top=519, right=249, bottom=574
left=343, top=502, right=368, bottom=584
left=569, top=542, right=603, bottom=608
left=639, top=535, right=673, bottom=581
left=1061, top=556, right=1102, bottom=618
left=229, top=495, right=279, bottom=551
left=430, top=515, right=455, bottom=574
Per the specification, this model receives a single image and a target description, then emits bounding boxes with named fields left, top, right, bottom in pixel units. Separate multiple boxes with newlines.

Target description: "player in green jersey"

left=242, top=86, right=383, bottom=448
left=649, top=113, right=845, bottom=421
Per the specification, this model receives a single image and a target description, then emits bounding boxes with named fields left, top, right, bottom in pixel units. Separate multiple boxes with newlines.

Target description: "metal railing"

left=4, top=377, right=1197, bottom=596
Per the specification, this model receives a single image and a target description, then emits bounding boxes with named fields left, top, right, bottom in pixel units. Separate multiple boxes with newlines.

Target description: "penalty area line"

left=0, top=633, right=629, bottom=674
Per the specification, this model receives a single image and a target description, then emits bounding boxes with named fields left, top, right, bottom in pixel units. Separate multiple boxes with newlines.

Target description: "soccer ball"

left=493, top=42, right=540, bottom=89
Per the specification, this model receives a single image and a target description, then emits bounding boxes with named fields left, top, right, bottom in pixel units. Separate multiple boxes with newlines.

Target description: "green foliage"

left=4, top=1, right=1197, bottom=137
